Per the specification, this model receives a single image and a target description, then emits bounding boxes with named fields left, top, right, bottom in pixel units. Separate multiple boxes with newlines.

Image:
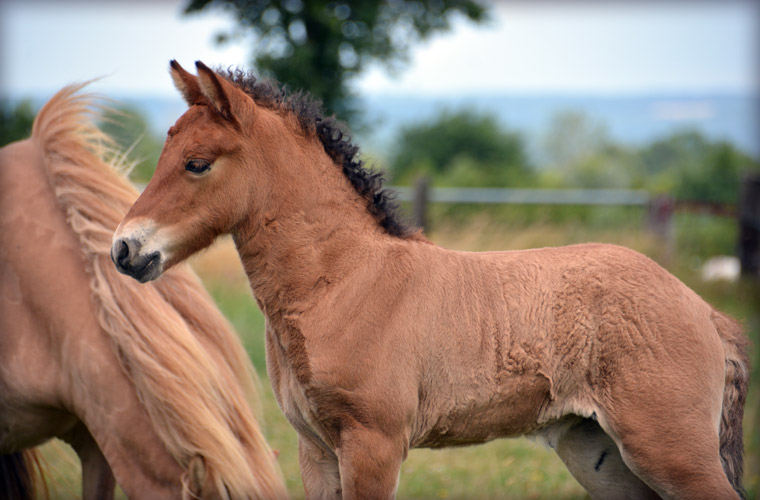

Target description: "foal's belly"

left=412, top=371, right=553, bottom=449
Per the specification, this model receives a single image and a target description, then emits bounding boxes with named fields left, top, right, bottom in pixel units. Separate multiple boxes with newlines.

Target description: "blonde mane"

left=30, top=83, right=286, bottom=499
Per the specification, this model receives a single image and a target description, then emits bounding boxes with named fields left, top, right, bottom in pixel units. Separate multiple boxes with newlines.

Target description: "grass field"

left=37, top=211, right=758, bottom=499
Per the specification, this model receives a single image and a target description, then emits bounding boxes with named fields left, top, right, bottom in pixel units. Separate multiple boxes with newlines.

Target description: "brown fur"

left=0, top=84, right=287, bottom=499
left=713, top=309, right=750, bottom=493
left=113, top=61, right=750, bottom=500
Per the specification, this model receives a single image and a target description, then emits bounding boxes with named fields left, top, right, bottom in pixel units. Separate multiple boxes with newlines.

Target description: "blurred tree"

left=99, top=106, right=164, bottom=183
left=539, top=114, right=760, bottom=200
left=389, top=109, right=530, bottom=186
left=559, top=147, right=643, bottom=190
left=640, top=131, right=759, bottom=203
left=540, top=111, right=644, bottom=189
left=184, top=0, right=488, bottom=126
left=0, top=100, right=36, bottom=147
left=542, top=110, right=610, bottom=169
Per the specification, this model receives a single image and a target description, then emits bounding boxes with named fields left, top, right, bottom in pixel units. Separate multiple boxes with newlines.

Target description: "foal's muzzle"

left=111, top=237, right=162, bottom=283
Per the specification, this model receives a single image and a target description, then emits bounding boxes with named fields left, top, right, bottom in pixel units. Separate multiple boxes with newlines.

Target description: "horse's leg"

left=60, top=422, right=115, bottom=500
left=335, top=427, right=403, bottom=500
left=298, top=435, right=341, bottom=500
left=550, top=418, right=660, bottom=500
left=607, top=418, right=738, bottom=500
left=599, top=379, right=739, bottom=500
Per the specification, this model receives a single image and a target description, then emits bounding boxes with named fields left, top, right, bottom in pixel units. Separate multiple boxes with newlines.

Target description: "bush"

left=389, top=109, right=531, bottom=187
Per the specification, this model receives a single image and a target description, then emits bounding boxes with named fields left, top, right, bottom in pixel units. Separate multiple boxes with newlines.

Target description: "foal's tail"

left=713, top=310, right=750, bottom=498
left=0, top=451, right=46, bottom=500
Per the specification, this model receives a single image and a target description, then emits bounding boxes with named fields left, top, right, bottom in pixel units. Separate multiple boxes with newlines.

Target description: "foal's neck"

left=232, top=142, right=389, bottom=317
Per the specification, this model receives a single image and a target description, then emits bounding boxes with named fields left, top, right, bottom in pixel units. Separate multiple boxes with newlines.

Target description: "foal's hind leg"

left=603, top=410, right=739, bottom=500
left=599, top=371, right=739, bottom=500
left=549, top=418, right=660, bottom=500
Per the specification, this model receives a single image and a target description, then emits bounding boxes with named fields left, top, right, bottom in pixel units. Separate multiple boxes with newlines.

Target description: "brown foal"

left=112, top=61, right=748, bottom=500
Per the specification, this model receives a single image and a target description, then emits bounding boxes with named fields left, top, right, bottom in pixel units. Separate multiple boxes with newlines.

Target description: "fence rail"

left=390, top=186, right=651, bottom=206
left=388, top=179, right=756, bottom=278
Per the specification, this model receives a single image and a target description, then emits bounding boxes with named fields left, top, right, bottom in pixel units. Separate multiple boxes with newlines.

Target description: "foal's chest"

left=265, top=325, right=334, bottom=448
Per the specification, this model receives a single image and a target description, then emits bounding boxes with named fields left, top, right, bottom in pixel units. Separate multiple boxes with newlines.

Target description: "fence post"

left=413, top=176, right=430, bottom=231
left=738, top=174, right=760, bottom=278
left=648, top=194, right=674, bottom=263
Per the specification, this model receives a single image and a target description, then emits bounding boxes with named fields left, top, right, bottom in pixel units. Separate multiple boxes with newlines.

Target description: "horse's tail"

left=712, top=309, right=750, bottom=498
left=0, top=450, right=47, bottom=500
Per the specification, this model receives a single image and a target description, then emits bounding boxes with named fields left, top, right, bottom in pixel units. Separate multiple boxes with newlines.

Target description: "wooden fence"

left=390, top=175, right=758, bottom=278
left=738, top=174, right=760, bottom=278
left=392, top=179, right=669, bottom=234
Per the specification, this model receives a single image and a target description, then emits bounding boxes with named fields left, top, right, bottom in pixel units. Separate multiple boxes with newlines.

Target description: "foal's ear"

left=169, top=60, right=204, bottom=106
left=195, top=61, right=251, bottom=126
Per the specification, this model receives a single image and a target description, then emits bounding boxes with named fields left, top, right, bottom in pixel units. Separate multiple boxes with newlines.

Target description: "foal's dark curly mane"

left=219, top=68, right=412, bottom=238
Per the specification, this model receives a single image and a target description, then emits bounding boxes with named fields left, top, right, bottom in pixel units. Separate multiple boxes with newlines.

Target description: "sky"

left=1, top=0, right=758, bottom=100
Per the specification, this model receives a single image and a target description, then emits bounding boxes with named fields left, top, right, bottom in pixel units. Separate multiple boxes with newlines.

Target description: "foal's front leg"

left=336, top=426, right=404, bottom=500
left=299, top=435, right=342, bottom=500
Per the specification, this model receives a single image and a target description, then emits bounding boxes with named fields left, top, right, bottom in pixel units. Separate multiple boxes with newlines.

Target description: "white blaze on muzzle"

left=111, top=218, right=172, bottom=283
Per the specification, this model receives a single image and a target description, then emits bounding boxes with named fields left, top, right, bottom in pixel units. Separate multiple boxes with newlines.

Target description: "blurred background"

left=1, top=0, right=758, bottom=498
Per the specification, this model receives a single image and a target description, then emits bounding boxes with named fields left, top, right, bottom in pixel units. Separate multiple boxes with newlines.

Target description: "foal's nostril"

left=116, top=240, right=129, bottom=262
left=111, top=237, right=160, bottom=282
left=113, top=238, right=133, bottom=268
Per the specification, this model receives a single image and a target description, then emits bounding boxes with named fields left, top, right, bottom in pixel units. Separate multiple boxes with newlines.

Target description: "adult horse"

left=112, top=60, right=749, bottom=500
left=0, top=84, right=288, bottom=499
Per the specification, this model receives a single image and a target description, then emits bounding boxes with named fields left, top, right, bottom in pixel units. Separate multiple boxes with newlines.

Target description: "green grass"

left=399, top=442, right=586, bottom=500
left=37, top=216, right=758, bottom=499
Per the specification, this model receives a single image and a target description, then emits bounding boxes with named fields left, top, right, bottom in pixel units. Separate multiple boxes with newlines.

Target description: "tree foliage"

left=184, top=0, right=488, bottom=125
left=0, top=100, right=36, bottom=147
left=540, top=113, right=759, bottom=203
left=539, top=111, right=641, bottom=190
left=640, top=131, right=758, bottom=203
left=387, top=107, right=758, bottom=204
left=389, top=110, right=531, bottom=186
left=542, top=111, right=610, bottom=169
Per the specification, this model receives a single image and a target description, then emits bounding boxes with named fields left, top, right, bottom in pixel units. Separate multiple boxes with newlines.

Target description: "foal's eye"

left=185, top=159, right=211, bottom=175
